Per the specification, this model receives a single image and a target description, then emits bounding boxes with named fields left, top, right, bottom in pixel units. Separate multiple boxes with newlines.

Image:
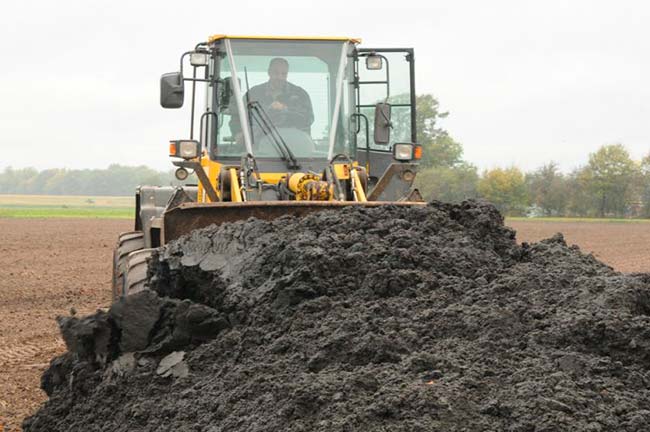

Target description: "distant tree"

left=526, top=162, right=569, bottom=216
left=477, top=167, right=528, bottom=215
left=416, top=163, right=479, bottom=202
left=566, top=167, right=595, bottom=217
left=635, top=153, right=650, bottom=217
left=0, top=167, right=15, bottom=193
left=415, top=95, right=463, bottom=168
left=389, top=93, right=463, bottom=168
left=422, top=131, right=464, bottom=169
left=0, top=165, right=195, bottom=196
left=583, top=144, right=638, bottom=217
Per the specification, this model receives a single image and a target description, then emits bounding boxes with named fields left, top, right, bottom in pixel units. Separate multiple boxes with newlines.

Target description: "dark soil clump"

left=24, top=200, right=650, bottom=431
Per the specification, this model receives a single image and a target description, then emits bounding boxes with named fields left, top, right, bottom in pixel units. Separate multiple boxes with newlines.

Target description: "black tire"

left=123, top=248, right=154, bottom=296
left=112, top=231, right=145, bottom=301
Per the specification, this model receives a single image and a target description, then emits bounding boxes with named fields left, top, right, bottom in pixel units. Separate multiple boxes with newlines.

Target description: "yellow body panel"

left=351, top=170, right=367, bottom=202
left=333, top=163, right=351, bottom=180
left=197, top=157, right=221, bottom=203
left=197, top=158, right=300, bottom=203
left=257, top=172, right=287, bottom=184
left=196, top=156, right=366, bottom=203
left=208, top=34, right=361, bottom=44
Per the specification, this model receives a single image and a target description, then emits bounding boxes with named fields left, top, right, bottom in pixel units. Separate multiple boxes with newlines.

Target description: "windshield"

left=212, top=39, right=354, bottom=160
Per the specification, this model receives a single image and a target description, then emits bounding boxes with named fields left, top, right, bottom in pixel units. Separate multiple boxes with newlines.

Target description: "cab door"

left=353, top=48, right=416, bottom=182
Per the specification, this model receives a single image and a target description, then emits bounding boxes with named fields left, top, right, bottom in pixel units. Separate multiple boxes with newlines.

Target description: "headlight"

left=190, top=52, right=209, bottom=67
left=366, top=55, right=383, bottom=70
left=170, top=140, right=200, bottom=159
left=175, top=167, right=189, bottom=181
left=393, top=143, right=414, bottom=161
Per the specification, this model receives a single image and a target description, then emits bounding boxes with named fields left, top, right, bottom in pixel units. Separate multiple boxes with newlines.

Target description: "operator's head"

left=268, top=57, right=289, bottom=89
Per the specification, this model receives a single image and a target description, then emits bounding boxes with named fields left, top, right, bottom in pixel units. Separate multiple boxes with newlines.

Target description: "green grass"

left=0, top=194, right=133, bottom=219
left=507, top=216, right=650, bottom=223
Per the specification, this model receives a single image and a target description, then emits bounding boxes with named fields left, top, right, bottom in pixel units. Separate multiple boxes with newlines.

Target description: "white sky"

left=0, top=0, right=648, bottom=173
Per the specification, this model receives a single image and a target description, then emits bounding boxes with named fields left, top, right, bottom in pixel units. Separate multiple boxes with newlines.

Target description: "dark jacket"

left=230, top=81, right=314, bottom=136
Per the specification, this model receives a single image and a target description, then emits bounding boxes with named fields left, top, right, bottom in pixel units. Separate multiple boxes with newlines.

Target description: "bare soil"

left=0, top=217, right=648, bottom=430
left=0, top=218, right=130, bottom=432
left=509, top=220, right=650, bottom=273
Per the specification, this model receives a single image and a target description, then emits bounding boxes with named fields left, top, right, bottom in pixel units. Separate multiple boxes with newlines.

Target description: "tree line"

left=0, top=165, right=186, bottom=197
left=1, top=94, right=647, bottom=218
left=413, top=95, right=650, bottom=218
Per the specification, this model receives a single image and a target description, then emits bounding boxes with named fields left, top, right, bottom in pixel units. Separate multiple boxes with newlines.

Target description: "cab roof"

left=207, top=34, right=362, bottom=44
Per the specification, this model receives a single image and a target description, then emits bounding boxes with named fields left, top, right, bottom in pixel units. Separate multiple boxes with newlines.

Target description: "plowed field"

left=0, top=219, right=130, bottom=431
left=509, top=220, right=650, bottom=273
left=0, top=217, right=648, bottom=431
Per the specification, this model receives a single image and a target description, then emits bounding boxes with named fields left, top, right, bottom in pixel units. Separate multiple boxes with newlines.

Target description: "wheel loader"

left=112, top=35, right=424, bottom=299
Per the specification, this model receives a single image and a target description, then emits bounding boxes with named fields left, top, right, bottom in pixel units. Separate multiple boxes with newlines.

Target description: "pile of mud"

left=24, top=201, right=650, bottom=431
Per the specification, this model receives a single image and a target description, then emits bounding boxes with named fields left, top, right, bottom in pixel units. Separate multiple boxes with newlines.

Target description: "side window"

left=356, top=51, right=413, bottom=151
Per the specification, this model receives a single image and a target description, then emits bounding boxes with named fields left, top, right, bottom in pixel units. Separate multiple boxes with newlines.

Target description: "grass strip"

left=0, top=207, right=133, bottom=219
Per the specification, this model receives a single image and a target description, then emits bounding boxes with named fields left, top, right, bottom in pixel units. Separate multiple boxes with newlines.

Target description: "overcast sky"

left=0, top=0, right=648, bottom=172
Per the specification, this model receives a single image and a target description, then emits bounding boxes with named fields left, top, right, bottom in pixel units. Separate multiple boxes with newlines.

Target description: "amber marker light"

left=414, top=145, right=423, bottom=160
left=169, top=142, right=177, bottom=157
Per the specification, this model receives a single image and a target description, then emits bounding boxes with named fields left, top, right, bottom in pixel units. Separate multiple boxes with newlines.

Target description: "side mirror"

left=374, top=102, right=392, bottom=145
left=218, top=77, right=233, bottom=111
left=160, top=72, right=184, bottom=108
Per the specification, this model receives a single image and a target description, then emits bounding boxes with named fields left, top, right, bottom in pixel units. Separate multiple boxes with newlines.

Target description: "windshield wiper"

left=248, top=100, right=300, bottom=170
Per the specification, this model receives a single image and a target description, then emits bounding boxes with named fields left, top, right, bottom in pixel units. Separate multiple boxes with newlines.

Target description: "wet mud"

left=24, top=201, right=650, bottom=431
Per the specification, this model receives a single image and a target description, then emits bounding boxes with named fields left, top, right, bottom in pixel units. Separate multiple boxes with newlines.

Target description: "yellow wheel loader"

left=112, top=35, right=424, bottom=299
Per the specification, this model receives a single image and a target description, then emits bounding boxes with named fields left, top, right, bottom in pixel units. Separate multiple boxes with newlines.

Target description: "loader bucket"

left=162, top=201, right=425, bottom=244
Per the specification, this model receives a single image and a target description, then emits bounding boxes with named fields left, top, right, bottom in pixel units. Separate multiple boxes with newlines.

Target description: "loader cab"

left=160, top=36, right=418, bottom=174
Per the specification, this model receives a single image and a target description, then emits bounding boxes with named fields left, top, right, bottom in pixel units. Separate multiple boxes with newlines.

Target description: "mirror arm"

left=189, top=66, right=197, bottom=139
left=384, top=54, right=391, bottom=99
left=179, top=51, right=190, bottom=76
left=178, top=50, right=198, bottom=76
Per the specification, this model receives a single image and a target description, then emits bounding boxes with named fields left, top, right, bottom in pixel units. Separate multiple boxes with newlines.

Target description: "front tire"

left=112, top=231, right=145, bottom=301
left=123, top=248, right=155, bottom=296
